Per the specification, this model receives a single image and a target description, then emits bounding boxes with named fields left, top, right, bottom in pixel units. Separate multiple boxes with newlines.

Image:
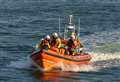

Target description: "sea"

left=0, top=0, right=120, bottom=82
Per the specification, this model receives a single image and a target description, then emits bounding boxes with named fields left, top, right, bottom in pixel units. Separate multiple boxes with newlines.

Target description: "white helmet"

left=41, top=38, right=44, bottom=41
left=45, top=35, right=50, bottom=39
left=52, top=32, right=58, bottom=37
left=70, top=35, right=75, bottom=40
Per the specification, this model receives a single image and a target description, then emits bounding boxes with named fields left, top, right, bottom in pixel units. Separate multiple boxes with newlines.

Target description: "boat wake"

left=50, top=52, right=120, bottom=72
left=6, top=52, right=120, bottom=72
left=91, top=52, right=120, bottom=69
left=90, top=52, right=120, bottom=62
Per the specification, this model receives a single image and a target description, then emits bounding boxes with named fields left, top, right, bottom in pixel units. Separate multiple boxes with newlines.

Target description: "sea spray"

left=90, top=52, right=120, bottom=62
left=53, top=52, right=120, bottom=72
left=54, top=62, right=98, bottom=72
left=88, top=51, right=120, bottom=70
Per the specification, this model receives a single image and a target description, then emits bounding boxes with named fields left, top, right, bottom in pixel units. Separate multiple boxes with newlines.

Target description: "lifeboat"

left=30, top=15, right=92, bottom=71
left=30, top=47, right=91, bottom=71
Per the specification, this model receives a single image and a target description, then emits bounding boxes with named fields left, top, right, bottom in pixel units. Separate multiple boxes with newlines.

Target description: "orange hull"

left=30, top=48, right=91, bottom=71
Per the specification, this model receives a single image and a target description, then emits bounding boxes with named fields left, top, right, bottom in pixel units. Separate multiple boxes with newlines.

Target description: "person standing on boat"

left=36, top=35, right=51, bottom=50
left=51, top=32, right=61, bottom=48
left=66, top=35, right=77, bottom=55
left=71, top=32, right=84, bottom=53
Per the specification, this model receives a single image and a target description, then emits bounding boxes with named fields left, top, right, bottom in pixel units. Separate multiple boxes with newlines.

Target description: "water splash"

left=52, top=52, right=120, bottom=72
left=61, top=64, right=98, bottom=72
left=90, top=52, right=120, bottom=62
left=53, top=62, right=98, bottom=72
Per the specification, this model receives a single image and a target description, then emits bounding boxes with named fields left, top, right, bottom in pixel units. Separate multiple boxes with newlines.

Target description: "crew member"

left=66, top=35, right=77, bottom=55
left=35, top=38, right=44, bottom=49
left=51, top=32, right=61, bottom=48
left=70, top=32, right=84, bottom=53
left=37, top=35, right=51, bottom=50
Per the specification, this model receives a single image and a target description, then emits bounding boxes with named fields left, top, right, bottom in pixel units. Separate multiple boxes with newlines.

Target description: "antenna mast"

left=58, top=16, right=61, bottom=36
left=69, top=15, right=73, bottom=25
left=78, top=18, right=80, bottom=37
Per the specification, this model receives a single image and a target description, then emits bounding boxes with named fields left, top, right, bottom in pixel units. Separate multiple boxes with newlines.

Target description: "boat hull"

left=30, top=49, right=91, bottom=71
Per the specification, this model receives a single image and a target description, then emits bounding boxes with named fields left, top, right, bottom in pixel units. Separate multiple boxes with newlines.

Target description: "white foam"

left=62, top=64, right=98, bottom=72
left=53, top=62, right=98, bottom=72
left=90, top=52, right=120, bottom=62
left=51, top=51, right=120, bottom=72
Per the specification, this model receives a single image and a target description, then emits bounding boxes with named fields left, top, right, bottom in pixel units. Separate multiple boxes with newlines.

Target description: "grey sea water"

left=0, top=0, right=120, bottom=82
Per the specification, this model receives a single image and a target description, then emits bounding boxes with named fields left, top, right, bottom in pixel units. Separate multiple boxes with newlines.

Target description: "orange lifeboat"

left=30, top=15, right=92, bottom=71
left=30, top=47, right=91, bottom=71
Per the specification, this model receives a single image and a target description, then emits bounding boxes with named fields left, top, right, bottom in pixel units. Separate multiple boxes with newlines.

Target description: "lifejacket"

left=51, top=37, right=61, bottom=48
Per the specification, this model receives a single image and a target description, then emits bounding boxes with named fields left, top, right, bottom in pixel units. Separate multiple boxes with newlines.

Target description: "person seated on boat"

left=37, top=35, right=51, bottom=50
left=35, top=38, right=44, bottom=49
left=51, top=32, right=61, bottom=48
